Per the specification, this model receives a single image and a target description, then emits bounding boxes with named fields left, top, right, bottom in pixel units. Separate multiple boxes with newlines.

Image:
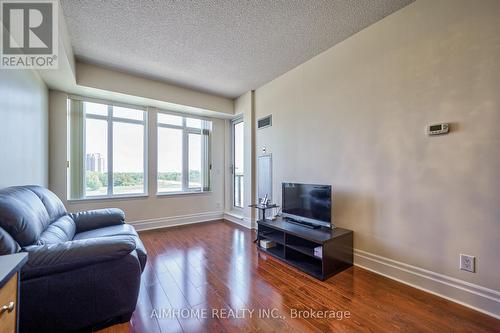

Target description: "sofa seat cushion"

left=73, top=224, right=137, bottom=240
left=21, top=235, right=137, bottom=280
left=74, top=224, right=147, bottom=271
left=38, top=215, right=76, bottom=245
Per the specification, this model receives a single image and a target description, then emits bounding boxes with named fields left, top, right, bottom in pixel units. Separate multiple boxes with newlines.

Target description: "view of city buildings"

left=86, top=153, right=106, bottom=172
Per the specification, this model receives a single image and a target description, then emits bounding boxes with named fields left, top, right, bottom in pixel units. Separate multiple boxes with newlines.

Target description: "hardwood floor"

left=99, top=220, right=498, bottom=333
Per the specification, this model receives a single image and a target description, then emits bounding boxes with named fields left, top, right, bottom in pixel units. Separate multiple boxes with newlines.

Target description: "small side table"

left=249, top=203, right=279, bottom=243
left=0, top=253, right=28, bottom=333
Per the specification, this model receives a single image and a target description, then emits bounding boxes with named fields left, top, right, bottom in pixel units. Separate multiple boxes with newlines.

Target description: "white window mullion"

left=201, top=124, right=209, bottom=192
left=144, top=110, right=150, bottom=195
left=107, top=105, right=113, bottom=196
left=182, top=117, right=189, bottom=191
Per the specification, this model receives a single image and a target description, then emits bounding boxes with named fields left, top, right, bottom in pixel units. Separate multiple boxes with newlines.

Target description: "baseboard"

left=130, top=211, right=224, bottom=231
left=354, top=249, right=500, bottom=319
left=224, top=212, right=256, bottom=229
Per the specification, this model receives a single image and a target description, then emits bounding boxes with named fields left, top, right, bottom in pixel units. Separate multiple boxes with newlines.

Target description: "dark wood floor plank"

left=146, top=282, right=184, bottom=333
left=98, top=220, right=499, bottom=333
left=127, top=281, right=161, bottom=333
left=259, top=253, right=440, bottom=332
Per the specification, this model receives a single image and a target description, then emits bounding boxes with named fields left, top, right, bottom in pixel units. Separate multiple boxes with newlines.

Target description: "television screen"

left=282, top=183, right=331, bottom=227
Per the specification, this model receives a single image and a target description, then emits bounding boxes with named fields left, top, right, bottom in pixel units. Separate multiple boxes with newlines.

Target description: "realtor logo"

left=1, top=0, right=58, bottom=68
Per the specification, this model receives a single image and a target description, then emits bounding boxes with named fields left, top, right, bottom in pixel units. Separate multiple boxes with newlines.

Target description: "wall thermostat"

left=427, top=123, right=449, bottom=135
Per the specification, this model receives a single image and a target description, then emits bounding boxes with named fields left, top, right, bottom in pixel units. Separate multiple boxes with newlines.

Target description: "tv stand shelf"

left=257, top=219, right=353, bottom=280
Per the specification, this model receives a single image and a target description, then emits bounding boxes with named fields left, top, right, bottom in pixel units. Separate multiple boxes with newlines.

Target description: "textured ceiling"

left=61, top=0, right=414, bottom=98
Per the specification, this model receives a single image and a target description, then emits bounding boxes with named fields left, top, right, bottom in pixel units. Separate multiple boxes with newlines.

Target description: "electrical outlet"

left=460, top=254, right=475, bottom=273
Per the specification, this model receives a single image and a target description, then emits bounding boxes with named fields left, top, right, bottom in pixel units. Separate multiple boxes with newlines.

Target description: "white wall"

left=0, top=70, right=48, bottom=187
left=253, top=0, right=500, bottom=314
left=49, top=90, right=225, bottom=228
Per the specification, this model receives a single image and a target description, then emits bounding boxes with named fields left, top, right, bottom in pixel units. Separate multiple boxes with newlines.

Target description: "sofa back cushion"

left=38, top=215, right=76, bottom=245
left=0, top=186, right=51, bottom=246
left=25, top=185, right=67, bottom=222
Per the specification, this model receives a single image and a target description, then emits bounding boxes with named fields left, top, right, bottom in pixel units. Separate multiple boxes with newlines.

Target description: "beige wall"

left=0, top=70, right=48, bottom=187
left=49, top=90, right=225, bottom=224
left=254, top=0, right=500, bottom=292
left=76, top=62, right=234, bottom=116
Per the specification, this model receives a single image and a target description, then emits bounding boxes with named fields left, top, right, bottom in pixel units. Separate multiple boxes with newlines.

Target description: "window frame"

left=156, top=110, right=210, bottom=195
left=82, top=99, right=148, bottom=199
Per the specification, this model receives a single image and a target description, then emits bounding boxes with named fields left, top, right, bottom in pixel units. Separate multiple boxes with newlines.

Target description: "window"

left=157, top=111, right=211, bottom=193
left=188, top=133, right=201, bottom=188
left=68, top=99, right=147, bottom=199
left=157, top=127, right=183, bottom=192
left=84, top=117, right=108, bottom=196
left=232, top=118, right=244, bottom=208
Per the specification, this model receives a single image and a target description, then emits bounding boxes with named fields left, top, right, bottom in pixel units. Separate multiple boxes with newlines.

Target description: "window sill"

left=156, top=191, right=212, bottom=197
left=67, top=194, right=148, bottom=203
left=67, top=191, right=212, bottom=202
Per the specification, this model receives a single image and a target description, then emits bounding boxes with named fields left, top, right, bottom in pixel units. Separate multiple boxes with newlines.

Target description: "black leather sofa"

left=0, top=185, right=147, bottom=332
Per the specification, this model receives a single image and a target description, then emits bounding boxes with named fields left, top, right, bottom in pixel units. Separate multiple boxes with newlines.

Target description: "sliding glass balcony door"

left=232, top=118, right=244, bottom=208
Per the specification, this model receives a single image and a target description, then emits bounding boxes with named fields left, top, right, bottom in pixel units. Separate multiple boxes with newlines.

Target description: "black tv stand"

left=284, top=217, right=321, bottom=229
left=256, top=218, right=353, bottom=280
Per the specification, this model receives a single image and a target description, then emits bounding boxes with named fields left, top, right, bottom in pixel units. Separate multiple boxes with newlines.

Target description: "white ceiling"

left=60, top=0, right=414, bottom=99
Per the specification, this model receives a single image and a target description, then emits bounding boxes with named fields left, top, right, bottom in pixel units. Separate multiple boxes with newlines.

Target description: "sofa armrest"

left=70, top=208, right=125, bottom=233
left=21, top=235, right=136, bottom=279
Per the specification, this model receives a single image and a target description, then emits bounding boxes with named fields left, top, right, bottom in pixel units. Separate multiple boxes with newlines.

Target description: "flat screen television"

left=282, top=182, right=332, bottom=228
